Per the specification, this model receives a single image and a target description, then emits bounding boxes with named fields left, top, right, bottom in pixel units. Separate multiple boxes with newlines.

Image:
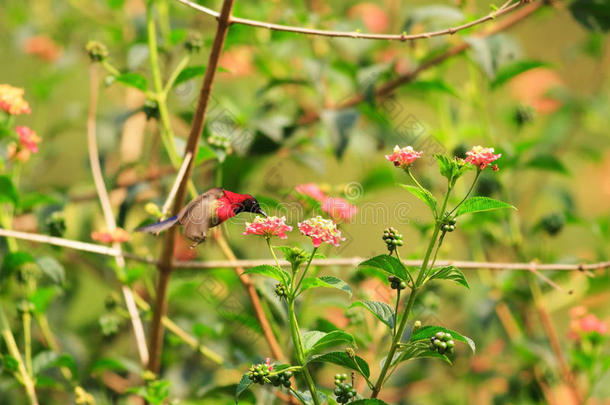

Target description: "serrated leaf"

left=174, top=65, right=206, bottom=87
left=36, top=256, right=65, bottom=285
left=427, top=265, right=469, bottom=288
left=410, top=325, right=475, bottom=353
left=303, top=330, right=355, bottom=358
left=308, top=351, right=370, bottom=378
left=399, top=184, right=437, bottom=215
left=455, top=196, right=515, bottom=217
left=300, top=276, right=352, bottom=296
left=351, top=300, right=395, bottom=329
left=235, top=374, right=252, bottom=403
left=115, top=72, right=148, bottom=91
left=242, top=264, right=289, bottom=285
left=0, top=175, right=19, bottom=206
left=358, top=255, right=409, bottom=282
left=490, top=60, right=550, bottom=89
left=392, top=341, right=452, bottom=366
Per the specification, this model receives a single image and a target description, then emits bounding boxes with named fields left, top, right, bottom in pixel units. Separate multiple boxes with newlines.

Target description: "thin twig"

left=298, top=0, right=546, bottom=125
left=161, top=151, right=192, bottom=216
left=148, top=0, right=236, bottom=373
left=2, top=227, right=609, bottom=273
left=87, top=64, right=149, bottom=366
left=176, top=0, right=526, bottom=42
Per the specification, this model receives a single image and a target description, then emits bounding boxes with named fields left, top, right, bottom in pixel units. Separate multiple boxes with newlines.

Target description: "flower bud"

left=85, top=40, right=109, bottom=62
left=413, top=320, right=422, bottom=331
left=345, top=347, right=356, bottom=359
left=184, top=33, right=203, bottom=53
left=142, top=99, right=160, bottom=121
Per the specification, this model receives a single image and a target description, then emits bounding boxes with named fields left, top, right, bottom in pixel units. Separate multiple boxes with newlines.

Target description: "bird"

left=137, top=188, right=267, bottom=247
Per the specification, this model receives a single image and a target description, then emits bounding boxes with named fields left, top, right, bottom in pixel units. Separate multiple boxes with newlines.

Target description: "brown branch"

left=213, top=229, right=285, bottom=360
left=297, top=0, right=547, bottom=125
left=1, top=228, right=610, bottom=273
left=87, top=64, right=149, bottom=367
left=176, top=0, right=527, bottom=42
left=148, top=0, right=236, bottom=373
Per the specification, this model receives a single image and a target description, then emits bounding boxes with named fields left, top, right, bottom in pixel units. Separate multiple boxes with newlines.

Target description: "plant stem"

left=448, top=170, right=481, bottom=216
left=371, top=287, right=418, bottom=398
left=163, top=55, right=190, bottom=95
left=288, top=300, right=320, bottom=405
left=293, top=248, right=318, bottom=297
left=22, top=310, right=33, bottom=376
left=0, top=303, right=39, bottom=405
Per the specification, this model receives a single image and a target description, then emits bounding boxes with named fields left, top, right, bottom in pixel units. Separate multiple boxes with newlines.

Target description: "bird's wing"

left=177, top=188, right=224, bottom=242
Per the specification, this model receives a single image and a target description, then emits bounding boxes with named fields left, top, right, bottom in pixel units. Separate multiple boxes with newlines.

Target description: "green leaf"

left=410, top=325, right=476, bottom=353
left=90, top=358, right=129, bottom=374
left=18, top=192, right=60, bottom=211
left=0, top=175, right=19, bottom=206
left=30, top=286, right=60, bottom=314
left=195, top=145, right=217, bottom=165
left=321, top=109, right=359, bottom=159
left=303, top=330, right=355, bottom=358
left=242, top=264, right=289, bottom=285
left=406, top=79, right=459, bottom=97
left=115, top=72, right=148, bottom=91
left=392, top=341, right=452, bottom=366
left=524, top=154, right=569, bottom=175
left=358, top=255, right=409, bottom=282
left=434, top=155, right=471, bottom=187
left=398, top=184, right=437, bottom=215
left=455, top=196, right=515, bottom=217
left=1, top=251, right=35, bottom=278
left=36, top=256, right=65, bottom=285
left=308, top=351, right=370, bottom=378
left=300, top=276, right=352, bottom=296
left=33, top=351, right=77, bottom=377
left=490, top=60, right=550, bottom=89
left=174, top=65, right=206, bottom=87
left=235, top=374, right=252, bottom=403
left=427, top=265, right=469, bottom=288
left=351, top=300, right=395, bottom=329
left=350, top=400, right=391, bottom=405
left=569, top=0, right=610, bottom=32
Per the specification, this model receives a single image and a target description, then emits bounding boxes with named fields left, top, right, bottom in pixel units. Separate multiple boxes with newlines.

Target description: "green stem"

left=0, top=303, right=39, bottom=405
left=293, top=247, right=318, bottom=297
left=448, top=170, right=481, bottom=216
left=163, top=55, right=190, bottom=95
left=407, top=167, right=436, bottom=218
left=22, top=311, right=33, bottom=377
left=371, top=287, right=418, bottom=398
left=288, top=300, right=320, bottom=405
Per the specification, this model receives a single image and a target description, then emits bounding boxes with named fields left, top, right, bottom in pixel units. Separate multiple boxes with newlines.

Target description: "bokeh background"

left=0, top=0, right=609, bottom=404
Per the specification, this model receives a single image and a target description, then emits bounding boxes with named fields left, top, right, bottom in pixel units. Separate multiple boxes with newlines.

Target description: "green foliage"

left=300, top=276, right=352, bottom=296
left=308, top=351, right=370, bottom=378
left=427, top=265, right=469, bottom=288
left=114, top=72, right=148, bottom=91
left=351, top=300, right=395, bottom=329
left=398, top=184, right=437, bottom=216
left=358, top=255, right=411, bottom=282
left=410, top=326, right=476, bottom=353
left=455, top=196, right=515, bottom=217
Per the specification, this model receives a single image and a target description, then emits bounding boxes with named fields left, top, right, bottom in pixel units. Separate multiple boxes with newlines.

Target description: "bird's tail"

left=135, top=215, right=178, bottom=235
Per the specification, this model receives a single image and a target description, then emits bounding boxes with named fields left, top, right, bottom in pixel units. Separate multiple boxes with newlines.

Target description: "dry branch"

left=176, top=0, right=527, bottom=42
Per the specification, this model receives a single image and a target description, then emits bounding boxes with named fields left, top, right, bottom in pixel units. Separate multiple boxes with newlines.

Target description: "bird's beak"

left=257, top=207, right=268, bottom=217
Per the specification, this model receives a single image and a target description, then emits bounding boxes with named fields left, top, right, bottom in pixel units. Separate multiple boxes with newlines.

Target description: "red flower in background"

left=92, top=228, right=130, bottom=244
left=386, top=145, right=422, bottom=169
left=0, top=84, right=31, bottom=115
left=568, top=306, right=607, bottom=340
left=244, top=216, right=293, bottom=239
left=322, top=197, right=358, bottom=222
left=465, top=146, right=501, bottom=171
left=298, top=216, right=344, bottom=247
left=295, top=183, right=327, bottom=203
left=7, top=126, right=40, bottom=162
left=348, top=3, right=390, bottom=33
left=23, top=35, right=62, bottom=62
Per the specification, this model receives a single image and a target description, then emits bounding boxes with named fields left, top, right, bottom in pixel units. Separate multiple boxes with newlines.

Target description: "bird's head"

left=224, top=190, right=267, bottom=217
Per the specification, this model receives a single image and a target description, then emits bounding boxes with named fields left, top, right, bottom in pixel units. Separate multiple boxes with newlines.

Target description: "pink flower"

left=243, top=216, right=292, bottom=239
left=265, top=357, right=273, bottom=371
left=295, top=183, right=326, bottom=203
left=298, top=216, right=345, bottom=248
left=385, top=145, right=422, bottom=169
left=92, top=228, right=130, bottom=244
left=580, top=314, right=607, bottom=335
left=16, top=126, right=40, bottom=153
left=465, top=145, right=501, bottom=171
left=0, top=84, right=31, bottom=115
left=322, top=197, right=358, bottom=222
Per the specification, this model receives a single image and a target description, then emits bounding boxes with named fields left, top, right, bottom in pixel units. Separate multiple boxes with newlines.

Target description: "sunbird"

left=137, top=188, right=266, bottom=247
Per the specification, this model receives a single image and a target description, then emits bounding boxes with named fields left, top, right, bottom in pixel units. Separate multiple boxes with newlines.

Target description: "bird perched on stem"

left=137, top=188, right=266, bottom=247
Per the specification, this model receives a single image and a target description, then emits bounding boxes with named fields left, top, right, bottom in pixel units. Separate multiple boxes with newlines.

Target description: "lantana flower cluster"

left=0, top=84, right=31, bottom=115
left=91, top=228, right=131, bottom=244
left=295, top=183, right=358, bottom=222
left=465, top=145, right=501, bottom=171
left=1, top=84, right=40, bottom=163
left=385, top=145, right=423, bottom=169
left=243, top=216, right=292, bottom=239
left=243, top=214, right=344, bottom=248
